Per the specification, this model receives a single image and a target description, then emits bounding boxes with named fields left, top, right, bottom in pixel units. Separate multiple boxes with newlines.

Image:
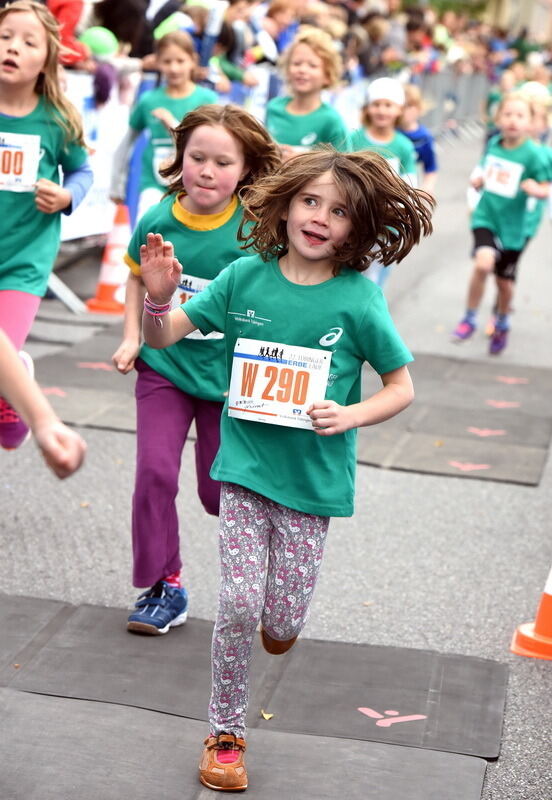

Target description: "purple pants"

left=132, top=358, right=222, bottom=588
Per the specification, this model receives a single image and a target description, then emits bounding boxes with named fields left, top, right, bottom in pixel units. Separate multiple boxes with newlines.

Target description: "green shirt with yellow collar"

left=125, top=193, right=247, bottom=401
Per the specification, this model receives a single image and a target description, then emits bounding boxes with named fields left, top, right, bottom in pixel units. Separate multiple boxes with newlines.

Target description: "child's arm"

left=112, top=271, right=146, bottom=373
left=140, top=232, right=198, bottom=348
left=0, top=331, right=86, bottom=478
left=520, top=178, right=550, bottom=199
left=308, top=365, right=414, bottom=437
left=60, top=161, right=94, bottom=214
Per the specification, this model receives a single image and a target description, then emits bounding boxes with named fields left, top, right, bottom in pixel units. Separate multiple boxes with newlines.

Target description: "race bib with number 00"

left=0, top=132, right=40, bottom=192
left=228, top=337, right=331, bottom=429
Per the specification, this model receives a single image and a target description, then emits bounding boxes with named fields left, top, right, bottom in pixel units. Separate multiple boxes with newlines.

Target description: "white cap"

left=366, top=77, right=405, bottom=106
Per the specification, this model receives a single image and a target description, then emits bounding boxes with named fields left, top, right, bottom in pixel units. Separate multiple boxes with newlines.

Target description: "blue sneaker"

left=127, top=581, right=188, bottom=635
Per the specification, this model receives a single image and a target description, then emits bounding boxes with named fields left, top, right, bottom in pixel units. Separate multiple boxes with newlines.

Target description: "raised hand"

left=140, top=232, right=182, bottom=304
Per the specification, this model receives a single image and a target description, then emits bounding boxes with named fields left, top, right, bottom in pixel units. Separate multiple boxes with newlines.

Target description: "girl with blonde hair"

left=0, top=0, right=91, bottom=450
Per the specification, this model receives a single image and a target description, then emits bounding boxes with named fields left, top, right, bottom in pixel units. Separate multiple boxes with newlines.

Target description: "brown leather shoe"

left=199, top=734, right=248, bottom=792
left=260, top=626, right=298, bottom=655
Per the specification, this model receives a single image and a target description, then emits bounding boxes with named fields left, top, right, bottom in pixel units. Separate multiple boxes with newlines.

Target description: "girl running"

left=265, top=26, right=349, bottom=160
left=452, top=92, right=549, bottom=355
left=0, top=0, right=91, bottom=450
left=112, top=104, right=280, bottom=635
left=350, top=76, right=417, bottom=288
left=110, top=30, right=218, bottom=220
left=139, top=147, right=433, bottom=791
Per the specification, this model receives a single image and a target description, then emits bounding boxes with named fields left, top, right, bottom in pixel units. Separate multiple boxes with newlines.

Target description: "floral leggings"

left=208, top=482, right=330, bottom=739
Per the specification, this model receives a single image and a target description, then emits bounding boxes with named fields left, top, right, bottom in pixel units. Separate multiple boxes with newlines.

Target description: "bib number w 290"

left=228, top=338, right=331, bottom=429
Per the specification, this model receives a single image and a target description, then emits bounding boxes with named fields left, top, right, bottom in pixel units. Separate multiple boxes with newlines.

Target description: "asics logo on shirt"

left=301, top=132, right=317, bottom=146
left=319, top=327, right=343, bottom=346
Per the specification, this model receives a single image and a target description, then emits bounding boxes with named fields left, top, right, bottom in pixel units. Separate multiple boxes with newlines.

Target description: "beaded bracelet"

left=144, top=293, right=171, bottom=328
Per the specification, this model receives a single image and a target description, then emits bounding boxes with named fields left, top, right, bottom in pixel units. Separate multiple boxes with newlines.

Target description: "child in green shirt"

left=110, top=30, right=218, bottom=220
left=265, top=26, right=349, bottom=159
left=350, top=76, right=417, bottom=288
left=139, top=148, right=433, bottom=792
left=0, top=1, right=91, bottom=450
left=452, top=92, right=549, bottom=355
left=112, top=104, right=280, bottom=637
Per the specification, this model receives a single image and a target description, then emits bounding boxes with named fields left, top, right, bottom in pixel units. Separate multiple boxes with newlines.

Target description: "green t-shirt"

left=126, top=194, right=249, bottom=401
left=524, top=143, right=552, bottom=238
left=349, top=128, right=417, bottom=180
left=184, top=255, right=413, bottom=517
left=0, top=97, right=88, bottom=296
left=265, top=96, right=350, bottom=151
left=129, top=85, right=218, bottom=192
left=471, top=135, right=548, bottom=250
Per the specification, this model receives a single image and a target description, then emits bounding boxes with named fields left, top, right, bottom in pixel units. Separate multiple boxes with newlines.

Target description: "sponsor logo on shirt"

left=228, top=308, right=272, bottom=327
left=319, top=327, right=343, bottom=346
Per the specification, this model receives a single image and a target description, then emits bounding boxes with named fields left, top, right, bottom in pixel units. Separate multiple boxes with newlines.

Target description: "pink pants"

left=0, top=290, right=41, bottom=350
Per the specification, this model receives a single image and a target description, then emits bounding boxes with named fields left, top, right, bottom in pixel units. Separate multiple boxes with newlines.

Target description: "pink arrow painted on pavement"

left=496, top=376, right=529, bottom=385
left=77, top=361, right=115, bottom=371
left=41, top=387, right=67, bottom=397
left=486, top=399, right=520, bottom=409
left=358, top=708, right=428, bottom=727
left=449, top=461, right=491, bottom=472
left=467, top=427, right=506, bottom=437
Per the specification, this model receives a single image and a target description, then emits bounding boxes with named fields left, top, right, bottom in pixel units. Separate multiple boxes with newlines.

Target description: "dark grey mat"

left=358, top=354, right=552, bottom=485
left=256, top=637, right=507, bottom=759
left=2, top=597, right=507, bottom=759
left=0, top=687, right=487, bottom=800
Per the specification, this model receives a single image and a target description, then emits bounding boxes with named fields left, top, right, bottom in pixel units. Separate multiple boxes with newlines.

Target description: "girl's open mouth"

left=302, top=230, right=327, bottom=245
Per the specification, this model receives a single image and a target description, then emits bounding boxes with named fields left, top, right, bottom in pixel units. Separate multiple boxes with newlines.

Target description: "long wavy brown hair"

left=160, top=104, right=281, bottom=195
left=239, top=147, right=435, bottom=272
left=0, top=1, right=85, bottom=145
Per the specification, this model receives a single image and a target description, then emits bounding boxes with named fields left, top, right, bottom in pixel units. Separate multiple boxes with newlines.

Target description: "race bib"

left=483, top=155, right=524, bottom=198
left=0, top=132, right=40, bottom=192
left=173, top=274, right=223, bottom=340
left=153, top=142, right=174, bottom=186
left=228, top=337, right=331, bottom=429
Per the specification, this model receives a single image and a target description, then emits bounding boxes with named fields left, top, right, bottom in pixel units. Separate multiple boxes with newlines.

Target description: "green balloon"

left=79, top=26, right=119, bottom=58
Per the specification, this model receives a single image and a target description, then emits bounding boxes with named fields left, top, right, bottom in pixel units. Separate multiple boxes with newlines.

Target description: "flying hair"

left=0, top=1, right=85, bottom=145
left=160, top=104, right=281, bottom=195
left=239, top=146, right=434, bottom=272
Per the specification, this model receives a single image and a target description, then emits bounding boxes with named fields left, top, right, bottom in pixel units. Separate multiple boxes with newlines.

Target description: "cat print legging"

left=208, top=482, right=330, bottom=739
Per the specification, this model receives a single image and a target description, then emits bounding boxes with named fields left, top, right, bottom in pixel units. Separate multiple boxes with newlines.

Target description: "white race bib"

left=228, top=337, right=331, bottom=429
left=483, top=155, right=524, bottom=199
left=0, top=132, right=40, bottom=192
left=153, top=142, right=174, bottom=186
left=173, top=274, right=223, bottom=340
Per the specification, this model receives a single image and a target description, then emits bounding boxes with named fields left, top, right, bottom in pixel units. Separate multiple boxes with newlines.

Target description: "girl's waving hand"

left=140, top=232, right=182, bottom=304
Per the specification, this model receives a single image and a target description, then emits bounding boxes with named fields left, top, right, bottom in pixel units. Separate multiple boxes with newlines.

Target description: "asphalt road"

left=1, top=131, right=551, bottom=799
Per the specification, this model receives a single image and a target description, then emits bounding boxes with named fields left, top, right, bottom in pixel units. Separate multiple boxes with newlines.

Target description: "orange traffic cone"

left=86, top=204, right=131, bottom=314
left=511, top=565, right=552, bottom=660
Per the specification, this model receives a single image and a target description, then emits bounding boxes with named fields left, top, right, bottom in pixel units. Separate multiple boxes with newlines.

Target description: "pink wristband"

left=144, top=293, right=171, bottom=328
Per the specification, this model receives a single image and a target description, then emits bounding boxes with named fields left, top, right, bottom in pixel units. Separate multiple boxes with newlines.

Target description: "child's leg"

left=0, top=291, right=42, bottom=449
left=0, top=290, right=41, bottom=350
left=466, top=246, right=496, bottom=310
left=495, top=276, right=514, bottom=317
left=209, top=483, right=272, bottom=739
left=132, top=359, right=194, bottom=588
left=193, top=398, right=223, bottom=517
left=262, top=502, right=330, bottom=642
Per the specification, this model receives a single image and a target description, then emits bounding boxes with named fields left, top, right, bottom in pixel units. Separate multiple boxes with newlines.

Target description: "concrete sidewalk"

left=1, top=134, right=551, bottom=799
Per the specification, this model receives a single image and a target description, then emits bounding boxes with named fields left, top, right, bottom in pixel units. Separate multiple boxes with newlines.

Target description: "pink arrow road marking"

left=486, top=400, right=520, bottom=409
left=467, top=427, right=506, bottom=437
left=77, top=361, right=115, bottom=371
left=448, top=461, right=491, bottom=472
left=496, top=376, right=529, bottom=385
left=358, top=708, right=427, bottom=727
left=40, top=387, right=67, bottom=397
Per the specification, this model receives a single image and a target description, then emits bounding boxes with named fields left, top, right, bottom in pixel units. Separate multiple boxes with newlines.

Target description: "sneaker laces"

left=0, top=397, right=20, bottom=424
left=213, top=734, right=245, bottom=764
